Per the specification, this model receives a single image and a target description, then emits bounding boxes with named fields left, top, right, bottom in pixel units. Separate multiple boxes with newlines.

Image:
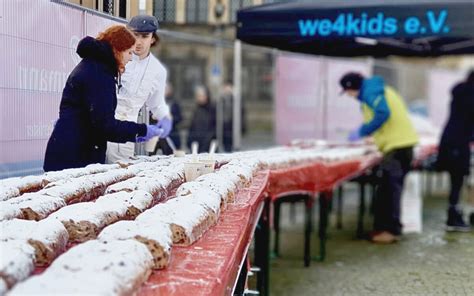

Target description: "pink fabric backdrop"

left=427, top=69, right=464, bottom=129
left=275, top=54, right=371, bottom=144
left=275, top=54, right=324, bottom=145
left=0, top=0, right=121, bottom=174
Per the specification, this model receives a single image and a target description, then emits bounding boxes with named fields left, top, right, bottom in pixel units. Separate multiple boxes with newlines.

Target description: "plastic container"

left=184, top=162, right=207, bottom=181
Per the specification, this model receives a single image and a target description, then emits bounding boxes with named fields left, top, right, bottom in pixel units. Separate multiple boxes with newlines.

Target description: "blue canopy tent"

left=236, top=0, right=474, bottom=57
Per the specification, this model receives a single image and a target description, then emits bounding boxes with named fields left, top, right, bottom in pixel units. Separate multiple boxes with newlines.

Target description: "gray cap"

left=128, top=15, right=159, bottom=33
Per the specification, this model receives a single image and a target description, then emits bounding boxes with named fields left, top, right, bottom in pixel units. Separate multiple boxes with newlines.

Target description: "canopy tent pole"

left=233, top=40, right=242, bottom=151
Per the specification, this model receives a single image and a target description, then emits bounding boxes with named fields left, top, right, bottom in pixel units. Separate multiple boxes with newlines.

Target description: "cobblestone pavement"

left=269, top=190, right=474, bottom=296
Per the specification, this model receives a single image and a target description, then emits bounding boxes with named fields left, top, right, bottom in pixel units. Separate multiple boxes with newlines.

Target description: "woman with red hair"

left=44, top=25, right=162, bottom=171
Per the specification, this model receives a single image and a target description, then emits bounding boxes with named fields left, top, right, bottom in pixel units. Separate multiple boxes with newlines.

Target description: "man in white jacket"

left=106, top=15, right=172, bottom=163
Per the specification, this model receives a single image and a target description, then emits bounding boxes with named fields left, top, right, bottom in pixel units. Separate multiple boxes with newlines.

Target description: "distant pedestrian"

left=187, top=85, right=216, bottom=153
left=436, top=70, right=474, bottom=232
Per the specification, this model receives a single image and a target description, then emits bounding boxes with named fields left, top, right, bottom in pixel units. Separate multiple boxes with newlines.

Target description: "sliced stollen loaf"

left=136, top=198, right=217, bottom=246
left=0, top=175, right=45, bottom=202
left=98, top=220, right=172, bottom=269
left=176, top=182, right=227, bottom=212
left=42, top=163, right=121, bottom=183
left=8, top=240, right=153, bottom=296
left=0, top=193, right=66, bottom=221
left=105, top=174, right=172, bottom=202
left=217, top=161, right=254, bottom=187
left=95, top=190, right=154, bottom=219
left=0, top=240, right=36, bottom=289
left=42, top=168, right=135, bottom=204
left=194, top=173, right=237, bottom=203
left=48, top=190, right=153, bottom=242
left=0, top=219, right=68, bottom=266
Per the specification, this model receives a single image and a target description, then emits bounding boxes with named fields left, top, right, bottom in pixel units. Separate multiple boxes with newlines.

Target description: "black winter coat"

left=187, top=102, right=216, bottom=153
left=43, top=37, right=147, bottom=172
left=437, top=81, right=474, bottom=175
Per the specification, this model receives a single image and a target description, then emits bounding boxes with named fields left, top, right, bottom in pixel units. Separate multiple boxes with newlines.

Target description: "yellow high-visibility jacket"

left=359, top=76, right=418, bottom=153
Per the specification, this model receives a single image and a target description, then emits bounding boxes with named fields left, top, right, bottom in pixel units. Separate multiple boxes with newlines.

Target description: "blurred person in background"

left=340, top=72, right=419, bottom=244
left=106, top=15, right=172, bottom=163
left=44, top=25, right=162, bottom=172
left=436, top=70, right=474, bottom=232
left=187, top=85, right=216, bottom=153
left=152, top=82, right=183, bottom=155
left=220, top=80, right=247, bottom=152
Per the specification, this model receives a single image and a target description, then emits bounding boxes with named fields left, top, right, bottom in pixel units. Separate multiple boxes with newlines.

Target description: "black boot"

left=446, top=206, right=471, bottom=232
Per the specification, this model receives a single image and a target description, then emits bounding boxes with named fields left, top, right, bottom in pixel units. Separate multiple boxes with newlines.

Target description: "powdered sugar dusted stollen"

left=218, top=160, right=254, bottom=186
left=0, top=219, right=68, bottom=266
left=47, top=203, right=122, bottom=242
left=48, top=191, right=153, bottom=242
left=105, top=174, right=171, bottom=202
left=137, top=199, right=216, bottom=246
left=0, top=175, right=45, bottom=202
left=96, top=190, right=154, bottom=219
left=0, top=203, right=21, bottom=222
left=0, top=193, right=66, bottom=221
left=0, top=240, right=35, bottom=289
left=137, top=165, right=186, bottom=190
left=8, top=271, right=124, bottom=296
left=42, top=168, right=135, bottom=204
left=195, top=173, right=237, bottom=203
left=176, top=182, right=226, bottom=212
left=125, top=158, right=172, bottom=175
left=214, top=169, right=242, bottom=188
left=98, top=220, right=172, bottom=269
left=9, top=240, right=153, bottom=296
left=42, top=163, right=121, bottom=183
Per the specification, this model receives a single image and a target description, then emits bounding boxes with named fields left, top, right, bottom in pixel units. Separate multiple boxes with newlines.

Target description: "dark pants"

left=373, top=146, right=414, bottom=235
left=448, top=170, right=465, bottom=208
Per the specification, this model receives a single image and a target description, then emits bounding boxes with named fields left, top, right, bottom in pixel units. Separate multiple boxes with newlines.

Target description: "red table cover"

left=138, top=171, right=269, bottom=296
left=267, top=154, right=382, bottom=199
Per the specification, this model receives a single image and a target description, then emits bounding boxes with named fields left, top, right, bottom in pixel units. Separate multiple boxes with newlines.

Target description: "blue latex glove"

left=348, top=129, right=362, bottom=142
left=156, top=117, right=172, bottom=138
left=136, top=124, right=163, bottom=143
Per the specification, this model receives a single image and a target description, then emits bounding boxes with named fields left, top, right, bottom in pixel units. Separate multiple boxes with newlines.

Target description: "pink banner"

left=427, top=69, right=464, bottom=128
left=86, top=13, right=120, bottom=37
left=274, top=54, right=371, bottom=144
left=325, top=59, right=371, bottom=141
left=275, top=54, right=325, bottom=145
left=0, top=0, right=120, bottom=176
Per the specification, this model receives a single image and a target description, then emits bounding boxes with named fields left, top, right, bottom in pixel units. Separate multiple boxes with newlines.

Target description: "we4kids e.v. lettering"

left=298, top=10, right=449, bottom=37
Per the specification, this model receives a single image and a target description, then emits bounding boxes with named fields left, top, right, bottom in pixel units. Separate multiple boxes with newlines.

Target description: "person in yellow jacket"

left=340, top=72, right=419, bottom=244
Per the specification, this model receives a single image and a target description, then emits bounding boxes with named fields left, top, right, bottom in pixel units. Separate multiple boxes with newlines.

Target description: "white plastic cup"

left=145, top=136, right=159, bottom=153
left=174, top=149, right=186, bottom=157
left=184, top=162, right=206, bottom=181
left=200, top=158, right=216, bottom=175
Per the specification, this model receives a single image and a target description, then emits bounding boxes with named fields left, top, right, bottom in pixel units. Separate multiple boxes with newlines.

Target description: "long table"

left=138, top=154, right=384, bottom=295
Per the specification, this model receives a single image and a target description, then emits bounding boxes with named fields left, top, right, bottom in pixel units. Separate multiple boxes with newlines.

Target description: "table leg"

left=304, top=195, right=314, bottom=267
left=255, top=197, right=270, bottom=296
left=272, top=200, right=281, bottom=258
left=234, top=254, right=248, bottom=296
left=356, top=181, right=366, bottom=239
left=316, top=191, right=330, bottom=262
left=336, top=186, right=343, bottom=229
